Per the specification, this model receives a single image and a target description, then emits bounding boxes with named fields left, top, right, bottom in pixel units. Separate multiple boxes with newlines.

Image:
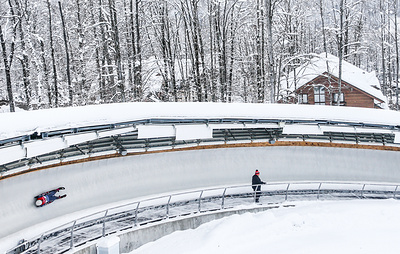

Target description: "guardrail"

left=1, top=117, right=396, bottom=146
left=8, top=181, right=400, bottom=254
left=1, top=117, right=398, bottom=176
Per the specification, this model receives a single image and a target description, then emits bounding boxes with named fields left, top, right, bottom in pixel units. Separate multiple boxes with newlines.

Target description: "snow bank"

left=1, top=102, right=400, bottom=141
left=131, top=199, right=400, bottom=254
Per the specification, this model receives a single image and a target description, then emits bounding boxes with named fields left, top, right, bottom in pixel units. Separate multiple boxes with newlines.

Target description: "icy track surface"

left=130, top=199, right=400, bottom=254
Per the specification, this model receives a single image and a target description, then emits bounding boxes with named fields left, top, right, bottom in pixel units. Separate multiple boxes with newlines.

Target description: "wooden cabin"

left=281, top=53, right=386, bottom=109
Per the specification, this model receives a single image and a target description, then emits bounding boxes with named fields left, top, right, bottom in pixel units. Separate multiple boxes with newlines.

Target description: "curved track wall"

left=1, top=145, right=400, bottom=240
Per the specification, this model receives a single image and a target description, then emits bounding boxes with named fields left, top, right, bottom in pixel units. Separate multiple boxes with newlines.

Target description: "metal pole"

left=36, top=234, right=44, bottom=254
left=102, top=210, right=109, bottom=237
left=221, top=188, right=227, bottom=209
left=285, top=183, right=290, bottom=201
left=198, top=191, right=203, bottom=212
left=70, top=221, right=77, bottom=250
left=317, top=183, right=322, bottom=200
left=361, top=184, right=366, bottom=198
left=134, top=202, right=140, bottom=226
left=166, top=195, right=172, bottom=217
left=394, top=185, right=399, bottom=199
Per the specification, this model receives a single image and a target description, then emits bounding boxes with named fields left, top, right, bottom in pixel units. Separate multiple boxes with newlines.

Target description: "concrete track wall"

left=1, top=146, right=400, bottom=241
left=73, top=205, right=280, bottom=254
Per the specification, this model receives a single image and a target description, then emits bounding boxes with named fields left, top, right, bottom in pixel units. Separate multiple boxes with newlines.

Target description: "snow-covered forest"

left=1, top=0, right=399, bottom=111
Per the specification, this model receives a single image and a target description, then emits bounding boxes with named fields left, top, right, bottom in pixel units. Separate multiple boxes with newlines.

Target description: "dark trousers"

left=255, top=191, right=261, bottom=202
left=253, top=185, right=261, bottom=202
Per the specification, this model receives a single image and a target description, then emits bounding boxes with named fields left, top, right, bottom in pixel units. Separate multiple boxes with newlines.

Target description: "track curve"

left=2, top=144, right=400, bottom=244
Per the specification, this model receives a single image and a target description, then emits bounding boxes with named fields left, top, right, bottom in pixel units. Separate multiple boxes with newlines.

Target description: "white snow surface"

left=2, top=102, right=400, bottom=253
left=1, top=102, right=400, bottom=141
left=130, top=199, right=400, bottom=254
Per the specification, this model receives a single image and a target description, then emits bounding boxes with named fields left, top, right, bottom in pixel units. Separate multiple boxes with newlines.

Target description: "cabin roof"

left=282, top=53, right=386, bottom=103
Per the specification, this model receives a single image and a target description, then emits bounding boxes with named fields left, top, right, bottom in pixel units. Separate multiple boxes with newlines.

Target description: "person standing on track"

left=252, top=169, right=266, bottom=203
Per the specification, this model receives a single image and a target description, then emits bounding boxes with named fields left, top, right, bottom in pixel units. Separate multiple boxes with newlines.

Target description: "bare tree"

left=0, top=24, right=16, bottom=112
left=14, top=0, right=31, bottom=109
left=380, top=0, right=387, bottom=96
left=109, top=0, right=125, bottom=102
left=39, top=39, right=51, bottom=107
left=265, top=0, right=276, bottom=103
left=46, top=0, right=59, bottom=107
left=395, top=0, right=399, bottom=109
left=131, top=0, right=142, bottom=100
left=74, top=0, right=87, bottom=105
left=333, top=0, right=345, bottom=106
left=0, top=0, right=17, bottom=112
left=58, top=2, right=73, bottom=106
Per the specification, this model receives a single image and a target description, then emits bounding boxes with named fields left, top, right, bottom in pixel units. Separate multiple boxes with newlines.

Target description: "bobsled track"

left=1, top=103, right=400, bottom=253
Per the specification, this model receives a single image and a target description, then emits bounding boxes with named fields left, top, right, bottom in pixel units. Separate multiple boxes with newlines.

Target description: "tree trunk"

left=134, top=0, right=142, bottom=100
left=265, top=0, right=276, bottom=103
left=88, top=0, right=104, bottom=103
left=256, top=0, right=263, bottom=103
left=39, top=40, right=51, bottom=107
left=109, top=0, right=125, bottom=102
left=395, top=0, right=399, bottom=109
left=337, top=0, right=344, bottom=106
left=47, top=0, right=59, bottom=107
left=319, top=0, right=329, bottom=64
left=123, top=0, right=133, bottom=96
left=14, top=0, right=31, bottom=109
left=129, top=0, right=137, bottom=99
left=208, top=0, right=216, bottom=101
left=162, top=2, right=177, bottom=101
left=343, top=0, right=349, bottom=60
left=59, top=1, right=73, bottom=106
left=99, top=0, right=115, bottom=102
left=190, top=0, right=203, bottom=102
left=75, top=0, right=87, bottom=105
left=227, top=4, right=237, bottom=103
left=215, top=2, right=226, bottom=102
left=380, top=0, right=387, bottom=96
left=0, top=25, right=15, bottom=112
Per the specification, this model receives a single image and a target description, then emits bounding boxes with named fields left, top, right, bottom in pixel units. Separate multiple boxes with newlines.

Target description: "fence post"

left=221, top=188, right=227, bottom=209
left=253, top=185, right=256, bottom=202
left=285, top=184, right=290, bottom=201
left=361, top=184, right=366, bottom=198
left=394, top=185, right=399, bottom=199
left=134, top=202, right=140, bottom=226
left=102, top=210, right=109, bottom=237
left=317, top=183, right=322, bottom=200
left=166, top=195, right=172, bottom=217
left=36, top=234, right=44, bottom=254
left=198, top=191, right=203, bottom=212
left=70, top=221, right=77, bottom=250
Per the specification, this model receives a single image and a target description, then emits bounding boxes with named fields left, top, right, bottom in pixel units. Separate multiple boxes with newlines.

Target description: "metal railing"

left=8, top=181, right=400, bottom=254
left=1, top=123, right=396, bottom=175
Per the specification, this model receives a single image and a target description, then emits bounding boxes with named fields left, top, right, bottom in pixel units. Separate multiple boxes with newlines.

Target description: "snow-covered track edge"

left=8, top=181, right=400, bottom=254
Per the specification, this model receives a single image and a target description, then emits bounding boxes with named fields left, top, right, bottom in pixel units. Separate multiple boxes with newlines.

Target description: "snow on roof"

left=1, top=102, right=400, bottom=141
left=283, top=53, right=386, bottom=103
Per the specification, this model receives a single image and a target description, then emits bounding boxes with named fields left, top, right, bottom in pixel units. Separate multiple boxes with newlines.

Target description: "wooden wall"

left=295, top=74, right=379, bottom=108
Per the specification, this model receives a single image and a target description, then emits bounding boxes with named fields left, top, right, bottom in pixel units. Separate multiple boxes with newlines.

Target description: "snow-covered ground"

left=1, top=102, right=400, bottom=141
left=130, top=199, right=400, bottom=254
left=2, top=103, right=400, bottom=253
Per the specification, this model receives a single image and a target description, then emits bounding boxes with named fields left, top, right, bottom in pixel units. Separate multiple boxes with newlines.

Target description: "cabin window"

left=333, top=92, right=345, bottom=103
left=314, top=86, right=325, bottom=105
left=298, top=94, right=308, bottom=104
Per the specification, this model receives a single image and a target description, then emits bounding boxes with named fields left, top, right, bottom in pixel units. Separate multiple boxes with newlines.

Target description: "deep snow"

left=130, top=199, right=400, bottom=254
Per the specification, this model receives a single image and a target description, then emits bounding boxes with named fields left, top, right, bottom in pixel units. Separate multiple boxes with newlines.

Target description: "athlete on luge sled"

left=35, top=187, right=66, bottom=207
